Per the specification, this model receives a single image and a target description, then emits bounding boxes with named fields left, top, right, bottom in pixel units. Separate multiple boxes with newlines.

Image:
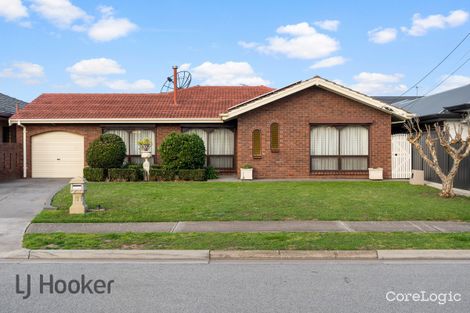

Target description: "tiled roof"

left=11, top=85, right=274, bottom=120
left=0, top=93, right=27, bottom=117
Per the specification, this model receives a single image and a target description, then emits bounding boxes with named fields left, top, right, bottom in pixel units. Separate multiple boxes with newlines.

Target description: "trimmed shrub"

left=125, top=164, right=144, bottom=180
left=108, top=168, right=140, bottom=182
left=86, top=134, right=126, bottom=169
left=205, top=166, right=219, bottom=180
left=83, top=167, right=106, bottom=182
left=126, top=164, right=141, bottom=169
left=159, top=132, right=205, bottom=170
left=178, top=169, right=207, bottom=181
left=149, top=168, right=177, bottom=181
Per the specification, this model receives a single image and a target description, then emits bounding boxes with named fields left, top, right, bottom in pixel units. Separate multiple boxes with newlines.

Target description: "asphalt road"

left=1, top=260, right=469, bottom=313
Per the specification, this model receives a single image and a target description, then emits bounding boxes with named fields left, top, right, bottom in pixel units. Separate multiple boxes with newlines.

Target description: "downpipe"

left=16, top=121, right=27, bottom=178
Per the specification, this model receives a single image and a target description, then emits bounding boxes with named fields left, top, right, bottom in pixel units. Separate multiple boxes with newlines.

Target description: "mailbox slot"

left=71, top=184, right=84, bottom=191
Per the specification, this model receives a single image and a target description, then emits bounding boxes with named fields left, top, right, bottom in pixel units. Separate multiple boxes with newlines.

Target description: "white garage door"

left=32, top=132, right=84, bottom=178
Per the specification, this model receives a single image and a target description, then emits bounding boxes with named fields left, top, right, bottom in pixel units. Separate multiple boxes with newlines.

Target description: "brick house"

left=9, top=76, right=411, bottom=179
left=0, top=93, right=26, bottom=179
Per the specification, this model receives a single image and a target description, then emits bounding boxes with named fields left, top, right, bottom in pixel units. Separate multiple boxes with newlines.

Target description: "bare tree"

left=405, top=116, right=470, bottom=198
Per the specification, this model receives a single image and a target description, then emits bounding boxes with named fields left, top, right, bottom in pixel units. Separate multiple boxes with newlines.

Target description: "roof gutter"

left=8, top=118, right=224, bottom=124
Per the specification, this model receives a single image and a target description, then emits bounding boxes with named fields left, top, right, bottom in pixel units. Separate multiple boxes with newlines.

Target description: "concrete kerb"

left=377, top=249, right=470, bottom=260
left=43, top=181, right=67, bottom=210
left=4, top=249, right=470, bottom=261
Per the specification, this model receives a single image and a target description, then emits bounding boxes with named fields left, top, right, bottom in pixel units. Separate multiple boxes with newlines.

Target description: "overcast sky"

left=0, top=0, right=469, bottom=101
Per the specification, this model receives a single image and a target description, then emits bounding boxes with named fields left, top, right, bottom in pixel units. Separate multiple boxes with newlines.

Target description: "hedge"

left=149, top=168, right=177, bottom=181
left=205, top=166, right=219, bottom=180
left=83, top=167, right=107, bottom=182
left=178, top=169, right=207, bottom=181
left=85, top=165, right=211, bottom=182
left=108, top=168, right=141, bottom=182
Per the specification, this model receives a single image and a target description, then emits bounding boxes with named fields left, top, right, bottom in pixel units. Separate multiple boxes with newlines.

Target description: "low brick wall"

left=0, top=143, right=22, bottom=180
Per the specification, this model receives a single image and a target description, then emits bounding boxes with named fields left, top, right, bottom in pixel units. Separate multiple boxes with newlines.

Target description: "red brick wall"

left=0, top=143, right=22, bottom=179
left=236, top=86, right=392, bottom=179
left=17, top=124, right=102, bottom=177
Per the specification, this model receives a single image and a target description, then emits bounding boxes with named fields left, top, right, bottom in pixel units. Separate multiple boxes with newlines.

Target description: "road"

left=1, top=260, right=469, bottom=313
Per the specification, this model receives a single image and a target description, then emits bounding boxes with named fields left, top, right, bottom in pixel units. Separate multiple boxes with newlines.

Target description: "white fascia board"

left=9, top=118, right=224, bottom=124
left=221, top=77, right=413, bottom=120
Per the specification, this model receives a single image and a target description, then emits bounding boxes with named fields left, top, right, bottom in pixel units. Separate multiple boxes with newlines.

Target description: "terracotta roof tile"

left=11, top=85, right=274, bottom=120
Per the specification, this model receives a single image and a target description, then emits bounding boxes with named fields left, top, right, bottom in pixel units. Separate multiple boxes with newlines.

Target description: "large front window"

left=104, top=128, right=155, bottom=164
left=184, top=128, right=235, bottom=169
left=310, top=125, right=369, bottom=171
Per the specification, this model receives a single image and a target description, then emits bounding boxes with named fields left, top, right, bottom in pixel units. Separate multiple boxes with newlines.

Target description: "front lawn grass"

left=33, top=181, right=470, bottom=223
left=23, top=232, right=470, bottom=250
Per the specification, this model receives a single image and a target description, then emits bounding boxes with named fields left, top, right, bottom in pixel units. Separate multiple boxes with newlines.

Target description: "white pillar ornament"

left=138, top=138, right=152, bottom=181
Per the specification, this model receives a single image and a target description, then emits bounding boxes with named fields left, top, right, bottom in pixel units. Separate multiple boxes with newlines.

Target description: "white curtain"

left=340, top=126, right=368, bottom=170
left=310, top=126, right=368, bottom=171
left=184, top=128, right=234, bottom=168
left=340, top=126, right=368, bottom=156
left=105, top=130, right=129, bottom=154
left=341, top=158, right=367, bottom=170
left=130, top=130, right=155, bottom=155
left=186, top=129, right=208, bottom=153
left=310, top=126, right=338, bottom=156
left=209, top=156, right=233, bottom=169
left=311, top=158, right=338, bottom=171
left=208, top=129, right=234, bottom=169
left=209, top=129, right=234, bottom=155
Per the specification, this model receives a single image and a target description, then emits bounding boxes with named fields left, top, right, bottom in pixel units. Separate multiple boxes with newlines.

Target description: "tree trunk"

left=440, top=178, right=455, bottom=198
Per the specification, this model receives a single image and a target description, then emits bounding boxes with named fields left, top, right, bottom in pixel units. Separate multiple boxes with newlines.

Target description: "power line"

left=401, top=56, right=470, bottom=109
left=422, top=57, right=470, bottom=97
left=400, top=32, right=470, bottom=97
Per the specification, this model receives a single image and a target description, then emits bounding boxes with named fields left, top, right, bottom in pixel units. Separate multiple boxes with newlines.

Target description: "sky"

left=0, top=0, right=469, bottom=102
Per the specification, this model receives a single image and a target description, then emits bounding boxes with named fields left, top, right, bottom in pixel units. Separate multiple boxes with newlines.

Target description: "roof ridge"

left=0, top=92, right=27, bottom=104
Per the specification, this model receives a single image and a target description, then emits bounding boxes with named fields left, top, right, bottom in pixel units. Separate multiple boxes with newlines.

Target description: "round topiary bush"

left=86, top=133, right=127, bottom=169
left=159, top=132, right=205, bottom=170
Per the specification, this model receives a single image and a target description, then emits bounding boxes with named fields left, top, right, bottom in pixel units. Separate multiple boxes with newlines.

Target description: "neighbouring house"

left=9, top=76, right=411, bottom=179
left=394, top=84, right=470, bottom=190
left=0, top=93, right=27, bottom=179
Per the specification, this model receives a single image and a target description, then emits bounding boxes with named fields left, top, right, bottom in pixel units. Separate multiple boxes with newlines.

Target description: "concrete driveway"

left=0, top=179, right=67, bottom=255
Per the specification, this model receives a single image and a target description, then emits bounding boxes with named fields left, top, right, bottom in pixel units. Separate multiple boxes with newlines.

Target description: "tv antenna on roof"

left=160, top=66, right=192, bottom=93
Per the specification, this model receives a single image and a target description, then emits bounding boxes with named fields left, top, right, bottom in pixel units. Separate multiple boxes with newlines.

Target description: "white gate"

left=391, top=134, right=411, bottom=179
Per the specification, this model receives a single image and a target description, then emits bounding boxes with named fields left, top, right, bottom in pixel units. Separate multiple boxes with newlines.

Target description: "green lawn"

left=23, top=232, right=470, bottom=250
left=33, top=181, right=470, bottom=223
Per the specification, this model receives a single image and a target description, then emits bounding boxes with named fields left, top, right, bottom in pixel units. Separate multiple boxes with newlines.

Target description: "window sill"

left=311, top=170, right=368, bottom=175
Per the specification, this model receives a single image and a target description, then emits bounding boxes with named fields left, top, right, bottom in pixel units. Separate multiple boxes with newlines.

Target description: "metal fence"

left=412, top=131, right=470, bottom=190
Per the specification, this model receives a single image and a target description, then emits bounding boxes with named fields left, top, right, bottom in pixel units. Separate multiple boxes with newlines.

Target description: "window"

left=252, top=129, right=261, bottom=158
left=270, top=123, right=279, bottom=152
left=310, top=125, right=369, bottom=171
left=104, top=128, right=155, bottom=164
left=2, top=127, right=10, bottom=143
left=184, top=128, right=235, bottom=169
